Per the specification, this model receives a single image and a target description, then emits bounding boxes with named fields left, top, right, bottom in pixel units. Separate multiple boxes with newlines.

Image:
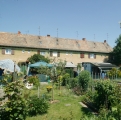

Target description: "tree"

left=37, top=59, right=66, bottom=101
left=27, top=54, right=50, bottom=64
left=111, top=35, right=121, bottom=66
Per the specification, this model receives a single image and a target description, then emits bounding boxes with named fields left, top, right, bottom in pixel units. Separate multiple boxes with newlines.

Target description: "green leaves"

left=78, top=70, right=91, bottom=92
left=1, top=80, right=28, bottom=120
left=27, top=75, right=40, bottom=87
left=111, top=34, right=121, bottom=65
left=94, top=80, right=117, bottom=109
left=27, top=54, right=50, bottom=64
left=28, top=96, right=49, bottom=116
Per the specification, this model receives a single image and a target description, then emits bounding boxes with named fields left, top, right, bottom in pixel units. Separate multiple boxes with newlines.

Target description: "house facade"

left=0, top=31, right=113, bottom=65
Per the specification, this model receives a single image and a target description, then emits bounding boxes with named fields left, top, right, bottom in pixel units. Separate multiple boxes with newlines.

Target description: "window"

left=80, top=53, right=84, bottom=58
left=22, top=50, right=25, bottom=53
left=70, top=52, right=73, bottom=55
left=5, top=49, right=12, bottom=54
left=88, top=54, right=96, bottom=59
left=50, top=51, right=60, bottom=57
left=40, top=51, right=45, bottom=56
left=53, top=52, right=57, bottom=57
left=66, top=52, right=68, bottom=55
left=28, top=50, right=30, bottom=53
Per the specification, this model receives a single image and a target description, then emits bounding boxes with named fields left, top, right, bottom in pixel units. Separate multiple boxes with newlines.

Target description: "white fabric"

left=0, top=59, right=20, bottom=72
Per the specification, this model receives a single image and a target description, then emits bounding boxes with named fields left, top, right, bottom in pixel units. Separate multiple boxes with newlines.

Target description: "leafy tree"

left=27, top=54, right=50, bottom=64
left=111, top=34, right=121, bottom=66
left=37, top=59, right=66, bottom=101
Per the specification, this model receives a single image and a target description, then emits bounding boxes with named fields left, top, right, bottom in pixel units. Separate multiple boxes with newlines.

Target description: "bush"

left=72, top=86, right=82, bottom=95
left=27, top=75, right=40, bottom=87
left=61, top=73, right=70, bottom=86
left=68, top=77, right=78, bottom=88
left=28, top=96, right=49, bottom=116
left=78, top=70, right=91, bottom=92
left=0, top=80, right=28, bottom=120
left=94, top=80, right=117, bottom=110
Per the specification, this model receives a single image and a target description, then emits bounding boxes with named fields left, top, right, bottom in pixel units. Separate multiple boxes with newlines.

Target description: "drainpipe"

left=99, top=67, right=102, bottom=79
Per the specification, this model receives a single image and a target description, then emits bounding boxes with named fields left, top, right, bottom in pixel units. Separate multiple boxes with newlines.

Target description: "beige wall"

left=0, top=47, right=109, bottom=65
left=0, top=48, right=37, bottom=63
left=49, top=51, right=109, bottom=65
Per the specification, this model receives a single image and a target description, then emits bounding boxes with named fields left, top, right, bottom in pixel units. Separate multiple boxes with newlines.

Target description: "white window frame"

left=40, top=51, right=46, bottom=56
left=22, top=50, right=25, bottom=53
left=53, top=51, right=57, bottom=57
left=70, top=52, right=73, bottom=55
left=90, top=54, right=95, bottom=58
left=5, top=49, right=11, bottom=54
left=28, top=50, right=30, bottom=53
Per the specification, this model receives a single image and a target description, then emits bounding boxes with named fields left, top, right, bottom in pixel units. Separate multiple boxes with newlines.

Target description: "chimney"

left=104, top=40, right=106, bottom=43
left=47, top=34, right=50, bottom=37
left=82, top=38, right=86, bottom=41
left=18, top=31, right=21, bottom=34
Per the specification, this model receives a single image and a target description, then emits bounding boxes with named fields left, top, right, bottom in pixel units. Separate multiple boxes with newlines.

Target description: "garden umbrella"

left=0, top=59, right=20, bottom=72
left=28, top=61, right=53, bottom=68
left=27, top=61, right=53, bottom=75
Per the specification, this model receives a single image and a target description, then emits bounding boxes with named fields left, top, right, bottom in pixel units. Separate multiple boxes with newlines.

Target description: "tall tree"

left=111, top=35, right=121, bottom=66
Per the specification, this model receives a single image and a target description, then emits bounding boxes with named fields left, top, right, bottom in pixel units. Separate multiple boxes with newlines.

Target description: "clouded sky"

left=0, top=0, right=121, bottom=48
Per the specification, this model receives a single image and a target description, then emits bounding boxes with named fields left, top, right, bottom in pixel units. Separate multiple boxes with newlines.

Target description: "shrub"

left=94, top=80, right=117, bottom=110
left=0, top=80, right=28, bottom=120
left=27, top=75, right=40, bottom=87
left=78, top=70, right=91, bottom=92
left=61, top=73, right=70, bottom=86
left=28, top=96, right=49, bottom=116
left=68, top=77, right=78, bottom=88
left=46, top=85, right=52, bottom=93
left=72, top=86, right=82, bottom=95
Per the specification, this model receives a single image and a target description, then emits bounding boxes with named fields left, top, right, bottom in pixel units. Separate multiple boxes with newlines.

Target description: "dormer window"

left=39, top=41, right=42, bottom=44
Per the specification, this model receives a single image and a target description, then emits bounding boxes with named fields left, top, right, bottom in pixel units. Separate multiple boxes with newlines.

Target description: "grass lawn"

left=26, top=83, right=92, bottom=120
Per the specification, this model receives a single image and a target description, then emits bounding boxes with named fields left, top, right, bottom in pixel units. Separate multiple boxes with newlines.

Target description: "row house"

left=0, top=31, right=113, bottom=66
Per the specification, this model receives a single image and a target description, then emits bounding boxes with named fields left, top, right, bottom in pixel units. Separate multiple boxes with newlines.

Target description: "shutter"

left=2, top=48, right=5, bottom=54
left=88, top=54, right=90, bottom=58
left=57, top=52, right=60, bottom=57
left=83, top=53, right=84, bottom=58
left=80, top=53, right=84, bottom=58
left=50, top=51, right=52, bottom=57
left=11, top=50, right=14, bottom=55
left=37, top=50, right=40, bottom=54
left=94, top=54, right=96, bottom=59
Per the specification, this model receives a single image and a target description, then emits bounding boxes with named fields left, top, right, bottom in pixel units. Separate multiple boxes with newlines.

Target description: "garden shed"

left=82, top=62, right=118, bottom=79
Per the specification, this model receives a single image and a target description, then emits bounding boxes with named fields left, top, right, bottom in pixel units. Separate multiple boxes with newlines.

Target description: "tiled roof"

left=0, top=32, right=113, bottom=53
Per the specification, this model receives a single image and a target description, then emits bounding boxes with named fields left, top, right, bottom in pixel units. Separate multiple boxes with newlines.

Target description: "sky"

left=0, top=0, right=121, bottom=48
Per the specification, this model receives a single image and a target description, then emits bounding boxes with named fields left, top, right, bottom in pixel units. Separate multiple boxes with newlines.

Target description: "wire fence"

left=91, top=72, right=121, bottom=80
